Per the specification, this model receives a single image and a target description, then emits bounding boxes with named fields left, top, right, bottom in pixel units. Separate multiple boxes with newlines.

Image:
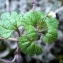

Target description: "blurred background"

left=0, top=0, right=63, bottom=63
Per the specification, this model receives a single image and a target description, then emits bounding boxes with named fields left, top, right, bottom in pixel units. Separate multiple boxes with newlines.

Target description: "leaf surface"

left=0, top=12, right=22, bottom=38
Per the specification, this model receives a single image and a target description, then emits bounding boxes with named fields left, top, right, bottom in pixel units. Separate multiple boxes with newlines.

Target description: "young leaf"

left=0, top=12, right=22, bottom=38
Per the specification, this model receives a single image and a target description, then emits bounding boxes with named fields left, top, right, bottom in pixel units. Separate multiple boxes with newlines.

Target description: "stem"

left=32, top=0, right=36, bottom=10
left=12, top=56, right=16, bottom=62
left=0, top=37, right=18, bottom=42
left=0, top=59, right=14, bottom=63
left=15, top=28, right=22, bottom=63
left=16, top=28, right=21, bottom=37
left=30, top=0, right=36, bottom=11
left=6, top=0, right=10, bottom=12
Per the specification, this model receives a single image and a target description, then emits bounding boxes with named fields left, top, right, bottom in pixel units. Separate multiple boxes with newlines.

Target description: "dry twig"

left=54, top=6, right=63, bottom=13
left=6, top=0, right=10, bottom=12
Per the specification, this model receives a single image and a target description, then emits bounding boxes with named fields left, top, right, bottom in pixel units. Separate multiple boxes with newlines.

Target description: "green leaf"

left=45, top=17, right=58, bottom=28
left=37, top=20, right=47, bottom=32
left=38, top=11, right=45, bottom=19
left=0, top=12, right=22, bottom=38
left=21, top=11, right=41, bottom=28
left=42, top=32, right=57, bottom=44
left=42, top=17, right=58, bottom=43
left=18, top=35, right=42, bottom=56
left=25, top=25, right=38, bottom=40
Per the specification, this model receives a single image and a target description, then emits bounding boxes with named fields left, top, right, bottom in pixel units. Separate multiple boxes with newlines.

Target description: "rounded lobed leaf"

left=18, top=35, right=42, bottom=56
left=42, top=17, right=58, bottom=43
left=25, top=25, right=38, bottom=40
left=21, top=11, right=41, bottom=29
left=0, top=12, right=22, bottom=38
